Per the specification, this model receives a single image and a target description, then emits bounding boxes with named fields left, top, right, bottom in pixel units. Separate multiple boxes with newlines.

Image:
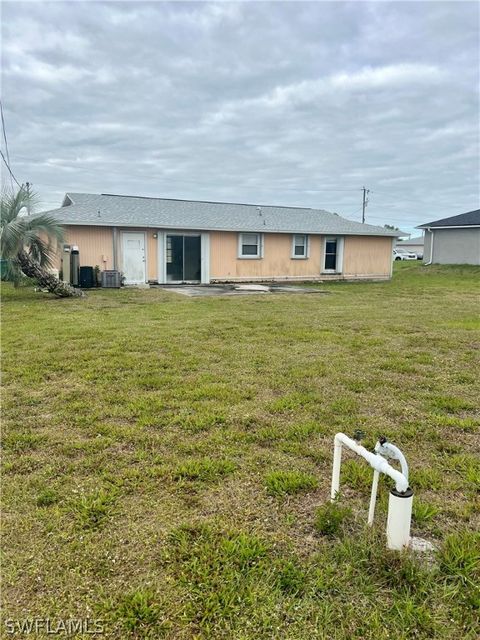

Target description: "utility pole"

left=362, top=186, right=369, bottom=224
left=26, top=181, right=31, bottom=214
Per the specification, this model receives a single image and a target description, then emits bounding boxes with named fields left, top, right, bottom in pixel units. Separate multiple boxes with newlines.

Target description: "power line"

left=369, top=190, right=434, bottom=206
left=0, top=102, right=11, bottom=166
left=281, top=187, right=362, bottom=193
left=0, top=100, right=22, bottom=190
left=0, top=100, right=14, bottom=190
left=0, top=148, right=21, bottom=188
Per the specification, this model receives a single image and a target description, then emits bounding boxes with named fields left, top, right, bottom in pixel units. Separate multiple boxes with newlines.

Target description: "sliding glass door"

left=166, top=235, right=201, bottom=282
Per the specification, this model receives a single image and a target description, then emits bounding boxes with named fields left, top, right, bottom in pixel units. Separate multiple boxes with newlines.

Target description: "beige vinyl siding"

left=146, top=231, right=158, bottom=280
left=62, top=226, right=114, bottom=271
left=62, top=226, right=158, bottom=280
left=211, top=231, right=393, bottom=281
left=343, top=236, right=393, bottom=278
left=210, top=231, right=323, bottom=280
left=58, top=225, right=394, bottom=283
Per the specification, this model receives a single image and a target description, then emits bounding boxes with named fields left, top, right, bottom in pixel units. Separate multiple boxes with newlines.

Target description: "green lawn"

left=2, top=262, right=479, bottom=639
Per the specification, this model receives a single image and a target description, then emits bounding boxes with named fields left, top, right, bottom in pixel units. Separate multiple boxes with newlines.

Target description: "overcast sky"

left=2, top=1, right=479, bottom=235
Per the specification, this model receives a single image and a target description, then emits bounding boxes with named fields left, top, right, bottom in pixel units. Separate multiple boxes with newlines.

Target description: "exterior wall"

left=62, top=226, right=114, bottom=271
left=58, top=226, right=396, bottom=283
left=60, top=226, right=158, bottom=281
left=210, top=231, right=394, bottom=281
left=146, top=231, right=158, bottom=280
left=430, top=228, right=480, bottom=265
left=342, top=236, right=393, bottom=278
left=209, top=232, right=324, bottom=280
left=396, top=241, right=424, bottom=254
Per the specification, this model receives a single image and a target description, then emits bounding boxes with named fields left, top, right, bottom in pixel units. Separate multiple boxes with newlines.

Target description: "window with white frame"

left=239, top=233, right=262, bottom=258
left=292, top=234, right=308, bottom=258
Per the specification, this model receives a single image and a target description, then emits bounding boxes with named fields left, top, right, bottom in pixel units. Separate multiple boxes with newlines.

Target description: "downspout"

left=425, top=228, right=434, bottom=265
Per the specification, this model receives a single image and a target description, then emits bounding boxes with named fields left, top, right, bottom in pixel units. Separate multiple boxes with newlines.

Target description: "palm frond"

left=24, top=213, right=64, bottom=245
left=26, top=234, right=56, bottom=267
left=1, top=189, right=64, bottom=267
left=0, top=217, right=28, bottom=259
left=1, top=259, right=24, bottom=287
left=0, top=187, right=34, bottom=226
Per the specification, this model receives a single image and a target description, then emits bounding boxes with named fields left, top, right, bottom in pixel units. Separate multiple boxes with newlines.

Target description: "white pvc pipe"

left=331, top=433, right=409, bottom=496
left=375, top=441, right=409, bottom=482
left=330, top=432, right=413, bottom=551
left=331, top=438, right=343, bottom=500
left=387, top=490, right=413, bottom=550
left=367, top=470, right=379, bottom=525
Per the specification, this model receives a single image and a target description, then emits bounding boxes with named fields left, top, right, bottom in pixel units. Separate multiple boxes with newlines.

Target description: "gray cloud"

left=2, top=1, right=479, bottom=234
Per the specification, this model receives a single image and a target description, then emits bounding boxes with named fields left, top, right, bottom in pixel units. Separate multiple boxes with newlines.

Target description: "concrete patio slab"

left=154, top=284, right=329, bottom=297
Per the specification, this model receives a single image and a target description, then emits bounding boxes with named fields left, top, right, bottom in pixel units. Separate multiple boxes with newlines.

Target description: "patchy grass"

left=412, top=500, right=440, bottom=526
left=2, top=262, right=479, bottom=638
left=314, top=499, right=353, bottom=538
left=173, top=457, right=236, bottom=483
left=265, top=470, right=318, bottom=496
left=103, top=588, right=167, bottom=636
left=70, top=488, right=119, bottom=530
left=36, top=488, right=59, bottom=508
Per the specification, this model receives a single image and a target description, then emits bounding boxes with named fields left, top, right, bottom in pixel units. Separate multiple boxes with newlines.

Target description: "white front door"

left=122, top=232, right=146, bottom=284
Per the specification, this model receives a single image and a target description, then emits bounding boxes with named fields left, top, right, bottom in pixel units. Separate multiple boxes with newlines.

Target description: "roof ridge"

left=49, top=192, right=400, bottom=236
left=417, top=208, right=480, bottom=228
left=96, top=192, right=318, bottom=211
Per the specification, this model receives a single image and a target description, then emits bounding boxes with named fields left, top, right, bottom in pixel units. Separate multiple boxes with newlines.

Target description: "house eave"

left=417, top=225, right=480, bottom=230
left=57, top=220, right=399, bottom=237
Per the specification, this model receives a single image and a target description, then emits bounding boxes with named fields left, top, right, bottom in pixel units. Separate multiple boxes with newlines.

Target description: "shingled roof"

left=38, top=192, right=400, bottom=237
left=417, top=209, right=480, bottom=229
left=398, top=235, right=424, bottom=245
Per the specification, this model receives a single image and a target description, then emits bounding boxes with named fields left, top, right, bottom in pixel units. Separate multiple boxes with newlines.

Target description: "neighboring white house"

left=417, top=209, right=480, bottom=265
left=396, top=235, right=424, bottom=258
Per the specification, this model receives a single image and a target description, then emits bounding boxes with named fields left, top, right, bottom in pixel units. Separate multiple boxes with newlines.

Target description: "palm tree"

left=1, top=187, right=84, bottom=297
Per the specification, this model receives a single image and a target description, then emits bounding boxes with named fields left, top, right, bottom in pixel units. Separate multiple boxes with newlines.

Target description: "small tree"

left=1, top=187, right=84, bottom=298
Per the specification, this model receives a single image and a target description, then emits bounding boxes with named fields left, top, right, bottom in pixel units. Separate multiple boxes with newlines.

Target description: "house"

left=396, top=235, right=424, bottom=258
left=417, top=209, right=480, bottom=265
left=44, top=193, right=401, bottom=284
